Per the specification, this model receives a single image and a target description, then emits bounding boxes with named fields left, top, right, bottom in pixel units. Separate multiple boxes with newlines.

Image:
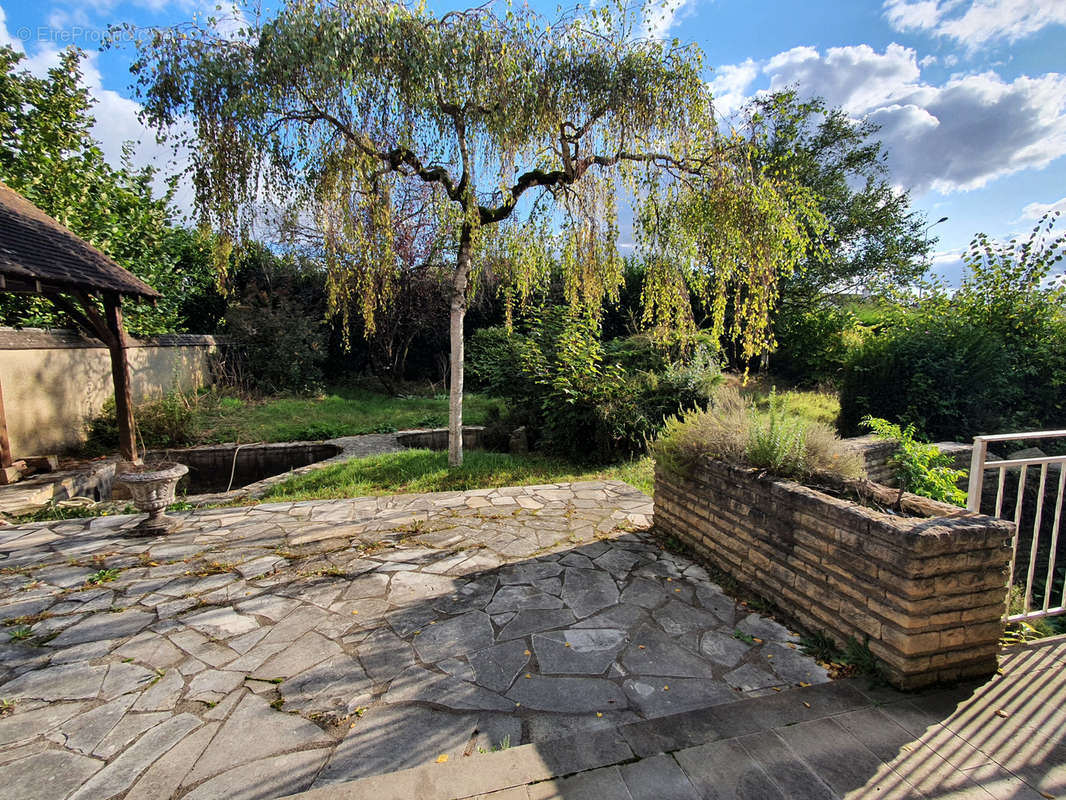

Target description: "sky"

left=1, top=0, right=1065, bottom=283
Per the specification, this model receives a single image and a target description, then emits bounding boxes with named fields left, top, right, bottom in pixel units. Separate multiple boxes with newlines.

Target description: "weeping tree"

left=125, top=0, right=823, bottom=465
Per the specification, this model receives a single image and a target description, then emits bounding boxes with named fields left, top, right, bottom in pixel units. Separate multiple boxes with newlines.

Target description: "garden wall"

left=0, top=328, right=219, bottom=456
left=655, top=458, right=1014, bottom=689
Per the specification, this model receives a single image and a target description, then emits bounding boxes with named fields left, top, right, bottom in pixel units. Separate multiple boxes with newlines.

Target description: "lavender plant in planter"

left=115, top=462, right=189, bottom=535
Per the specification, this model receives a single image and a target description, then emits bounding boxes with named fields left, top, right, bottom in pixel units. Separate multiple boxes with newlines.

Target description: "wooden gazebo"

left=0, top=182, right=161, bottom=475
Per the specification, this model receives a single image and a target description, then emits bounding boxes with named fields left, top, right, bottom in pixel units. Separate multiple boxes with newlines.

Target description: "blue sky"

left=1, top=0, right=1065, bottom=282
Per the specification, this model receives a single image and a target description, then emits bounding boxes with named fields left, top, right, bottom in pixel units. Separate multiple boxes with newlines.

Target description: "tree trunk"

left=103, top=293, right=138, bottom=463
left=448, top=224, right=473, bottom=467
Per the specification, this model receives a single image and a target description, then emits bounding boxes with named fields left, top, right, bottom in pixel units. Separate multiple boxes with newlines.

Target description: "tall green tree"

left=0, top=46, right=215, bottom=336
left=741, top=90, right=930, bottom=310
left=126, top=0, right=823, bottom=465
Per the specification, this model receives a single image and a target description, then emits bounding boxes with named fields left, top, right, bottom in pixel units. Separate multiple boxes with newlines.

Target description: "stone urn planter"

left=115, top=462, right=189, bottom=535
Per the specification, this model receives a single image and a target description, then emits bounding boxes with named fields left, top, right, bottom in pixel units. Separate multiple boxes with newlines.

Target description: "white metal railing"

left=967, top=430, right=1066, bottom=622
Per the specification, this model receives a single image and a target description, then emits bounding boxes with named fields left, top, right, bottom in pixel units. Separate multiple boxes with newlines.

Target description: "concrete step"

left=284, top=679, right=879, bottom=800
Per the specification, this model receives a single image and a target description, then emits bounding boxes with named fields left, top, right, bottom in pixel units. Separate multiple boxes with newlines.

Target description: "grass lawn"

left=728, top=374, right=840, bottom=426
left=260, top=449, right=655, bottom=501
left=185, top=384, right=501, bottom=444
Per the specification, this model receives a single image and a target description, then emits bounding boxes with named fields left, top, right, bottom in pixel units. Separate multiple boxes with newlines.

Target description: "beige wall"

left=0, top=328, right=219, bottom=456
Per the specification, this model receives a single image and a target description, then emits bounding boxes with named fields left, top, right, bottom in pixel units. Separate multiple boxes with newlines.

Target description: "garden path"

left=0, top=481, right=829, bottom=799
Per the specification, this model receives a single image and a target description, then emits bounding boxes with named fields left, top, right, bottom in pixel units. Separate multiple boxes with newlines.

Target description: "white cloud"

left=755, top=44, right=1066, bottom=194
left=766, top=43, right=921, bottom=115
left=708, top=58, right=759, bottom=118
left=0, top=10, right=194, bottom=216
left=883, top=0, right=1066, bottom=48
left=641, top=0, right=696, bottom=40
left=1021, top=197, right=1066, bottom=220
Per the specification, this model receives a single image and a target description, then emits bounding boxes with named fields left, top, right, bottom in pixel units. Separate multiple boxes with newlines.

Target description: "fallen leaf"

left=351, top=610, right=359, bottom=615
left=525, top=673, right=532, bottom=678
left=803, top=702, right=811, bottom=708
left=996, top=709, right=1009, bottom=718
left=524, top=650, right=531, bottom=656
left=663, top=685, right=669, bottom=690
left=436, top=754, right=448, bottom=763
left=564, top=643, right=571, bottom=648
left=799, top=681, right=811, bottom=687
left=595, top=712, right=603, bottom=717
left=772, top=687, right=782, bottom=692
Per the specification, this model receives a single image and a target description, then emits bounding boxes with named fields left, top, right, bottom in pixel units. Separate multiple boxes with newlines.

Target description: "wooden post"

left=0, top=377, right=11, bottom=469
left=103, top=292, right=138, bottom=463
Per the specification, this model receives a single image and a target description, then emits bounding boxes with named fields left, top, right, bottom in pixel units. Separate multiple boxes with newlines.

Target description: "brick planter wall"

left=654, top=458, right=1015, bottom=689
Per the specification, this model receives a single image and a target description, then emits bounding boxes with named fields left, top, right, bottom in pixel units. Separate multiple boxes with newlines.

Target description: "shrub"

left=770, top=304, right=863, bottom=386
left=223, top=285, right=327, bottom=395
left=653, top=387, right=863, bottom=482
left=85, top=391, right=198, bottom=454
left=468, top=309, right=721, bottom=463
left=862, top=416, right=966, bottom=506
left=839, top=213, right=1066, bottom=440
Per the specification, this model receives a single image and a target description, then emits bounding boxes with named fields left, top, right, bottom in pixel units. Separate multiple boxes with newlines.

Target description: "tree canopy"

left=740, top=89, right=930, bottom=311
left=125, top=0, right=825, bottom=463
left=0, top=46, right=217, bottom=336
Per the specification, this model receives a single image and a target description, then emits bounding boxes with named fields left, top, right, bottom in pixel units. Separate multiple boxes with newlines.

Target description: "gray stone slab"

left=125, top=720, right=220, bottom=800
left=69, top=713, right=202, bottom=800
left=527, top=765, right=634, bottom=800
left=47, top=608, right=155, bottom=648
left=0, top=749, right=102, bottom=800
left=485, top=585, right=564, bottom=615
left=533, top=628, right=627, bottom=675
left=761, top=642, right=830, bottom=686
left=620, top=578, right=671, bottom=609
left=187, top=669, right=244, bottom=703
left=620, top=627, right=714, bottom=679
left=358, top=627, right=417, bottom=683
left=183, top=693, right=333, bottom=785
left=507, top=675, right=628, bottom=712
left=235, top=593, right=300, bottom=621
left=93, top=711, right=171, bottom=759
left=342, top=572, right=390, bottom=600
left=387, top=571, right=455, bottom=605
left=182, top=748, right=331, bottom=800
left=623, top=677, right=737, bottom=718
left=696, top=584, right=735, bottom=620
left=132, top=667, right=184, bottom=712
left=700, top=630, right=754, bottom=668
left=497, top=608, right=576, bottom=640
left=314, top=704, right=478, bottom=785
left=0, top=700, right=87, bottom=747
left=53, top=696, right=136, bottom=755
left=1, top=662, right=106, bottom=701
left=738, top=730, right=836, bottom=800
left=114, top=632, right=186, bottom=668
left=101, top=662, right=156, bottom=699
left=250, top=630, right=342, bottom=680
left=562, top=568, right=620, bottom=618
left=652, top=598, right=724, bottom=636
left=182, top=608, right=261, bottom=640
left=468, top=640, right=531, bottom=693
left=674, top=737, right=785, bottom=800
left=774, top=717, right=894, bottom=797
left=433, top=574, right=499, bottom=614
left=411, top=610, right=494, bottom=662
left=573, top=603, right=650, bottom=631
left=724, top=663, right=783, bottom=693
left=280, top=654, right=373, bottom=716
left=498, top=561, right=563, bottom=585
left=620, top=754, right=701, bottom=800
left=384, top=665, right=513, bottom=711
left=735, top=614, right=800, bottom=645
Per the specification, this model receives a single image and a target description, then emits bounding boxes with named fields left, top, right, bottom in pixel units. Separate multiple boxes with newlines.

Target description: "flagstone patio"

left=0, top=481, right=829, bottom=800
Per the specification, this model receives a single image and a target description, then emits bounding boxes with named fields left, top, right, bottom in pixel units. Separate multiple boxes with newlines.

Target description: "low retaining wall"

left=655, top=458, right=1014, bottom=689
left=396, top=426, right=484, bottom=451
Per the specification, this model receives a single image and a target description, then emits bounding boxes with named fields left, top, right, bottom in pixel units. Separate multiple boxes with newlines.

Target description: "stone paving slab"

left=0, top=480, right=831, bottom=799
left=284, top=637, right=1066, bottom=800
